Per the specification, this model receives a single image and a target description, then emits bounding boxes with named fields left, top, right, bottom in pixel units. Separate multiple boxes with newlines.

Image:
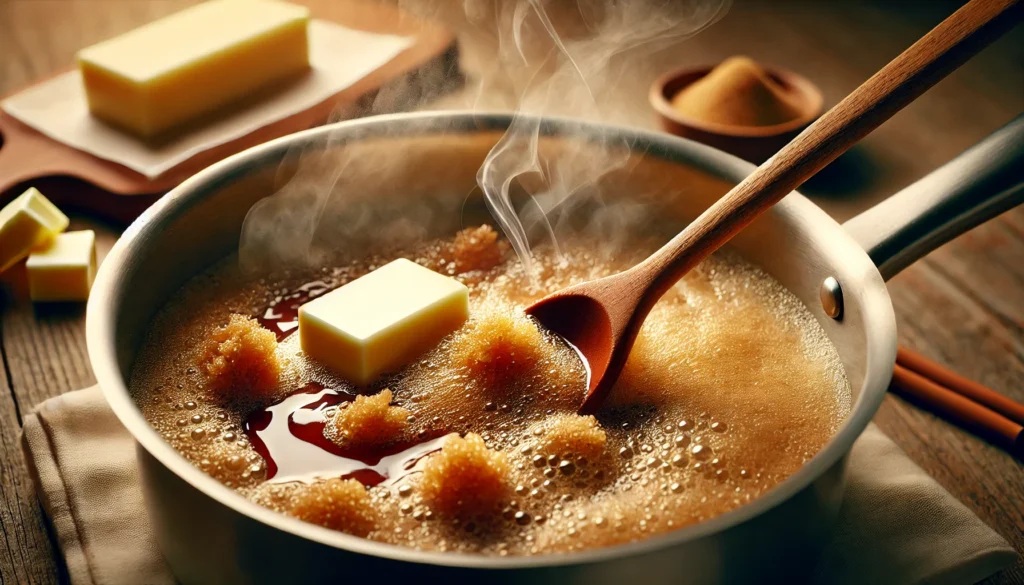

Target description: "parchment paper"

left=2, top=20, right=413, bottom=179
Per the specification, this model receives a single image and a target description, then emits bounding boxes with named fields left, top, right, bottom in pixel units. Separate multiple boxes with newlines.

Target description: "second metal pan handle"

left=843, top=114, right=1024, bottom=281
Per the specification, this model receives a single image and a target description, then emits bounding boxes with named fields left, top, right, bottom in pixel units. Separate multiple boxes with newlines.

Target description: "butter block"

left=77, top=0, right=310, bottom=138
left=0, top=187, right=70, bottom=273
left=299, top=259, right=469, bottom=385
left=26, top=231, right=97, bottom=302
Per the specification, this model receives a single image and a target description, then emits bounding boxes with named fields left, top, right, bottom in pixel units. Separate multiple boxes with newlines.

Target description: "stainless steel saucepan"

left=86, top=112, right=1024, bottom=585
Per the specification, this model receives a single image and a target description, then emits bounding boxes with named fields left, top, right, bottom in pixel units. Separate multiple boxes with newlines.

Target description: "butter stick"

left=26, top=231, right=97, bottom=302
left=0, top=187, right=70, bottom=273
left=77, top=0, right=310, bottom=138
left=299, top=259, right=469, bottom=385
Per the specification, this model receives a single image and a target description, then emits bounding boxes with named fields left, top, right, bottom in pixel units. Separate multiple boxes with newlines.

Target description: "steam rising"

left=474, top=0, right=729, bottom=275
left=239, top=0, right=729, bottom=274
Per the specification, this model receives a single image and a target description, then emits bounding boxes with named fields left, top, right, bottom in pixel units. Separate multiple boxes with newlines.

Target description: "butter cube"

left=26, top=231, right=97, bottom=302
left=0, top=187, right=69, bottom=273
left=299, top=259, right=469, bottom=385
left=77, top=0, right=310, bottom=138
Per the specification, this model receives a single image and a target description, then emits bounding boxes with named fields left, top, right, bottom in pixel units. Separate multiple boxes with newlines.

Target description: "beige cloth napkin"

left=1, top=21, right=413, bottom=179
left=21, top=386, right=1017, bottom=585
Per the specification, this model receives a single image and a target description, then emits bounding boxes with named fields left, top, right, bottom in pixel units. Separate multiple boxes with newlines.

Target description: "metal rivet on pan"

left=820, top=277, right=843, bottom=319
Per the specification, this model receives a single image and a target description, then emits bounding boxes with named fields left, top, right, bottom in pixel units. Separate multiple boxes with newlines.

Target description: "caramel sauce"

left=129, top=226, right=850, bottom=555
left=256, top=280, right=334, bottom=341
left=245, top=381, right=445, bottom=486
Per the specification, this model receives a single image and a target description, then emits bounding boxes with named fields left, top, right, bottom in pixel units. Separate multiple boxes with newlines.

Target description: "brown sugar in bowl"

left=650, top=63, right=823, bottom=163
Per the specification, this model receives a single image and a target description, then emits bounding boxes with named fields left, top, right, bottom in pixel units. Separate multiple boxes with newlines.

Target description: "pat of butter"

left=299, top=259, right=469, bottom=385
left=26, top=231, right=97, bottom=302
left=0, top=187, right=69, bottom=273
left=77, top=0, right=310, bottom=138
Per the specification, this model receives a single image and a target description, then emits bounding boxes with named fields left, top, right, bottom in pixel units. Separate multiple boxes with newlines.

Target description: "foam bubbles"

left=129, top=227, right=849, bottom=556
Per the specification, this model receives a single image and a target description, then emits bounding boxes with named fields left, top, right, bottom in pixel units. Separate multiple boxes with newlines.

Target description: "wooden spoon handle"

left=636, top=0, right=1022, bottom=301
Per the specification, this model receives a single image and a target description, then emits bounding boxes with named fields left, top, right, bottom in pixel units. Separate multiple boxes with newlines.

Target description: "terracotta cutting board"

left=0, top=1, right=457, bottom=223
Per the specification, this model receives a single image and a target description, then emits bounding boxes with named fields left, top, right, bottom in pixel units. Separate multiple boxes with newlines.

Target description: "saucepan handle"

left=842, top=113, right=1024, bottom=281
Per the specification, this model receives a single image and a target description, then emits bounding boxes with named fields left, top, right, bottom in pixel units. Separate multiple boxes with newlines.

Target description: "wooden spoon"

left=526, top=0, right=1022, bottom=414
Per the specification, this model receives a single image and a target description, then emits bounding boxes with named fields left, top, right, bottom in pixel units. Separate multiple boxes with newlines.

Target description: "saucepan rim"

left=86, top=111, right=894, bottom=569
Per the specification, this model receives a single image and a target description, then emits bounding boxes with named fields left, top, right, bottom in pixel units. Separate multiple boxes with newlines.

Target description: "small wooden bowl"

left=649, top=64, right=823, bottom=164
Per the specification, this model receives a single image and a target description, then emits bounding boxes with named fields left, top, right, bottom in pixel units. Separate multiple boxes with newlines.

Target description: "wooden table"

left=1, top=1, right=1021, bottom=583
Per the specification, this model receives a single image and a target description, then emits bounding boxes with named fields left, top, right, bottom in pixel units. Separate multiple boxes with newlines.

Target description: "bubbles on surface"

left=129, top=227, right=849, bottom=556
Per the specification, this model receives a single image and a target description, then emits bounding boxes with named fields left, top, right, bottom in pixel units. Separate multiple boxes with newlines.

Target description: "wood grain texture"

left=0, top=327, right=63, bottom=585
left=1, top=0, right=1022, bottom=584
left=883, top=256, right=1024, bottom=585
left=0, top=217, right=115, bottom=584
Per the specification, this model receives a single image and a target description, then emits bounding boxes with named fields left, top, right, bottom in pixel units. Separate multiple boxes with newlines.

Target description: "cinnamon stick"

left=897, top=346, right=1024, bottom=425
left=891, top=364, right=1022, bottom=457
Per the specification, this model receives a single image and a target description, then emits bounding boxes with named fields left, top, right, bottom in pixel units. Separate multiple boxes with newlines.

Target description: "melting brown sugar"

left=671, top=56, right=805, bottom=127
left=130, top=225, right=850, bottom=555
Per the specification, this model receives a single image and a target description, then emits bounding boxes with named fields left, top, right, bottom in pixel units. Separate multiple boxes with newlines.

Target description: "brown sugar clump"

left=201, top=314, right=280, bottom=402
left=671, top=56, right=804, bottom=127
left=327, top=389, right=410, bottom=447
left=288, top=478, right=378, bottom=537
left=420, top=433, right=510, bottom=515
left=449, top=225, right=509, bottom=273
left=532, top=414, right=607, bottom=460
left=451, top=309, right=546, bottom=387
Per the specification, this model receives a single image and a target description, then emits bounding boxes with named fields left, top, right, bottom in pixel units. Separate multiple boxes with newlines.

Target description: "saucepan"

left=86, top=112, right=1024, bottom=584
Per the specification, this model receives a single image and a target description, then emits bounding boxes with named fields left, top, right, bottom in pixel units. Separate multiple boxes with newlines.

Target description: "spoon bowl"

left=526, top=276, right=625, bottom=413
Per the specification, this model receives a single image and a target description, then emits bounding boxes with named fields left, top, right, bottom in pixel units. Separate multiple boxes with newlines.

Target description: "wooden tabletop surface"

left=1, top=0, right=1021, bottom=583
